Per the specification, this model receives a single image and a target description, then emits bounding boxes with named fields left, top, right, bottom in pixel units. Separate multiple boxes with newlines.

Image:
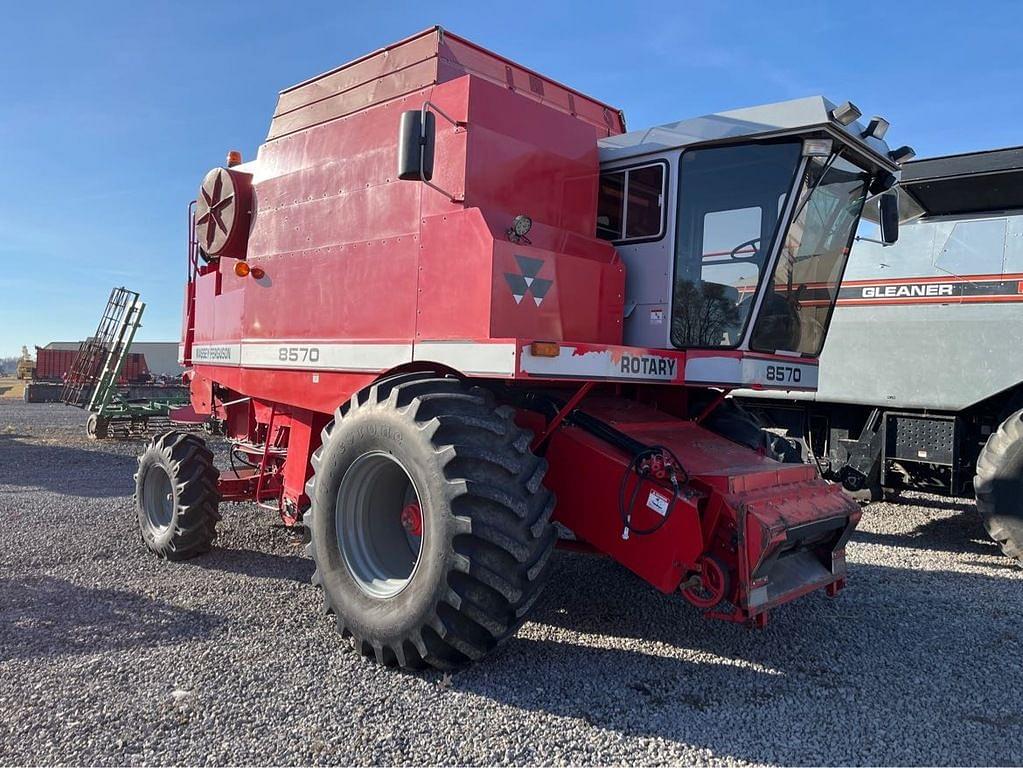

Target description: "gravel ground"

left=1, top=399, right=1021, bottom=766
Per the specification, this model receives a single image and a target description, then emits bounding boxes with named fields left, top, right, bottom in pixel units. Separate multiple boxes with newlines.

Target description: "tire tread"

left=305, top=373, right=556, bottom=670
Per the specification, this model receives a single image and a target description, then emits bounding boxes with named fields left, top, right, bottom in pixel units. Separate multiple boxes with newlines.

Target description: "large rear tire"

left=135, top=431, right=221, bottom=560
left=974, top=409, right=1023, bottom=564
left=304, top=373, right=556, bottom=670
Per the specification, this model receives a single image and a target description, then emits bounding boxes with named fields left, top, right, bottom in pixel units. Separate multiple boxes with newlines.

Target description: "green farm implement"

left=61, top=287, right=189, bottom=439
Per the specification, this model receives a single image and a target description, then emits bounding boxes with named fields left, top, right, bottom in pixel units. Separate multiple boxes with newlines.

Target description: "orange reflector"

left=234, top=261, right=250, bottom=277
left=530, top=341, right=560, bottom=358
left=226, top=150, right=243, bottom=167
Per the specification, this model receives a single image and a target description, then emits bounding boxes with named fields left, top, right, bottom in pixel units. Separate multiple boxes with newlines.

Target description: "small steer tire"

left=86, top=413, right=108, bottom=441
left=975, top=409, right=1023, bottom=564
left=135, top=431, right=221, bottom=560
left=305, top=372, right=556, bottom=670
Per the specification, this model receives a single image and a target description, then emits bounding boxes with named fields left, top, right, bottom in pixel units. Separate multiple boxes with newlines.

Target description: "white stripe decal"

left=684, top=356, right=741, bottom=384
left=188, top=341, right=518, bottom=376
left=413, top=341, right=517, bottom=377
left=189, top=342, right=410, bottom=371
left=240, top=342, right=412, bottom=372
left=521, top=346, right=678, bottom=381
left=685, top=356, right=819, bottom=389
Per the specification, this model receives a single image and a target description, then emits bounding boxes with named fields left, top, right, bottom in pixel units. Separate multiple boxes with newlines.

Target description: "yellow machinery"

left=16, top=346, right=35, bottom=380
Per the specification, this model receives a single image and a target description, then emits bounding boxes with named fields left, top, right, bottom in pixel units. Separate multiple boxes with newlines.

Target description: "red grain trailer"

left=35, top=346, right=149, bottom=384
left=33, top=348, right=77, bottom=382
left=134, top=27, right=911, bottom=669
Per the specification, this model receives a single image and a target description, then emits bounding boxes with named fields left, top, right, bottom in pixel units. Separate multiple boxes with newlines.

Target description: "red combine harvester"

left=136, top=28, right=911, bottom=669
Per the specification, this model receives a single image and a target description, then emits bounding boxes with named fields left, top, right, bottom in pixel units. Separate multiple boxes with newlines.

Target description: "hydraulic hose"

left=509, top=392, right=690, bottom=539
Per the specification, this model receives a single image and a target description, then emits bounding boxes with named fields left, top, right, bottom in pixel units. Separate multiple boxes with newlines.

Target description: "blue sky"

left=1, top=0, right=1020, bottom=356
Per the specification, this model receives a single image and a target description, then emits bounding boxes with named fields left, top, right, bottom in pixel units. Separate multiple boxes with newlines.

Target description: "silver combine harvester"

left=737, top=146, right=1023, bottom=562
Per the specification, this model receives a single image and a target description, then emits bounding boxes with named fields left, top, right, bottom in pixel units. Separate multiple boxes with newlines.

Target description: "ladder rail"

left=60, top=287, right=144, bottom=409
left=89, top=298, right=145, bottom=414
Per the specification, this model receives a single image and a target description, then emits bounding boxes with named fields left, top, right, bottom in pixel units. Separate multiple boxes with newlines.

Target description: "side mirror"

left=397, top=110, right=435, bottom=182
left=879, top=192, right=899, bottom=245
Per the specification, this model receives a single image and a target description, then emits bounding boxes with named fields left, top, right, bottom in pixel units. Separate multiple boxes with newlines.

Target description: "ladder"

left=61, top=287, right=145, bottom=411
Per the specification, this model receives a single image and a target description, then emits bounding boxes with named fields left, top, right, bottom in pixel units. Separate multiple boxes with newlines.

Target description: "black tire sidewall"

left=135, top=446, right=180, bottom=551
left=312, top=402, right=454, bottom=645
left=981, top=426, right=1023, bottom=523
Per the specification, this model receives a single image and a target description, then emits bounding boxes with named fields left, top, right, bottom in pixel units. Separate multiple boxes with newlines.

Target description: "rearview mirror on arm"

left=397, top=110, right=436, bottom=182
left=879, top=191, right=899, bottom=245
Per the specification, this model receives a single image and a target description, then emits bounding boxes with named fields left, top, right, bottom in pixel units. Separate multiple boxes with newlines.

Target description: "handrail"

left=187, top=199, right=198, bottom=282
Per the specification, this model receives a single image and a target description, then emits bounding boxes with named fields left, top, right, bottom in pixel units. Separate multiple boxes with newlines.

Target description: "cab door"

left=596, top=157, right=673, bottom=348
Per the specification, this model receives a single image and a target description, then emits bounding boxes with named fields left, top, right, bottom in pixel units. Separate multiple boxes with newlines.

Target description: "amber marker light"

left=234, top=261, right=251, bottom=277
left=530, top=341, right=560, bottom=358
left=226, top=150, right=243, bottom=167
left=250, top=267, right=265, bottom=279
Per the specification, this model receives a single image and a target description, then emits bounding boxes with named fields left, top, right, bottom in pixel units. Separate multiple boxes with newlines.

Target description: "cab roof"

left=598, top=95, right=895, bottom=170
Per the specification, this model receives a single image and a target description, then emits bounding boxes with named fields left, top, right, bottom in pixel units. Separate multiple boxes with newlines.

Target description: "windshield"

left=671, top=142, right=802, bottom=348
left=750, top=155, right=870, bottom=356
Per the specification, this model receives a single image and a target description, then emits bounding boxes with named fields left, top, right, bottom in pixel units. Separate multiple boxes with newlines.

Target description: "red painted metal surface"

left=543, top=398, right=859, bottom=622
left=176, top=29, right=860, bottom=624
left=268, top=27, right=625, bottom=142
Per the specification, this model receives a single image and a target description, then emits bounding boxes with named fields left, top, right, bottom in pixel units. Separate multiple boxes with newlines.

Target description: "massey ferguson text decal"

left=192, top=344, right=239, bottom=363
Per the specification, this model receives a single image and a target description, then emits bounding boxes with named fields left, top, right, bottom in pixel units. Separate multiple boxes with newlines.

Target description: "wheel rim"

left=142, top=465, right=175, bottom=531
left=336, top=451, right=424, bottom=599
left=681, top=556, right=728, bottom=610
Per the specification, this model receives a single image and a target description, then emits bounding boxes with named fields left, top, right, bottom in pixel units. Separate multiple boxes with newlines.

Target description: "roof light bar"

left=803, top=138, right=833, bottom=157
left=889, top=145, right=917, bottom=164
left=831, top=101, right=862, bottom=126
left=862, top=116, right=890, bottom=140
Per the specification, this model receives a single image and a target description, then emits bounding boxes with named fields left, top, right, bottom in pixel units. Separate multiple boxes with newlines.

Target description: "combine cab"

left=135, top=27, right=911, bottom=668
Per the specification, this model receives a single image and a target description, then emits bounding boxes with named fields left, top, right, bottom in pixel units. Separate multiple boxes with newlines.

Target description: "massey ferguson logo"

left=861, top=283, right=954, bottom=299
left=504, top=255, right=553, bottom=307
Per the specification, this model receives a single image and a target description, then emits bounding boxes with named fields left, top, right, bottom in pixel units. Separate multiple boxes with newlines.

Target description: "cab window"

left=596, top=163, right=666, bottom=242
left=671, top=141, right=802, bottom=349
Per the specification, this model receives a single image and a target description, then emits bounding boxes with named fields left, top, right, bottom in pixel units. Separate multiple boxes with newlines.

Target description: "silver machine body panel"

left=738, top=146, right=1023, bottom=412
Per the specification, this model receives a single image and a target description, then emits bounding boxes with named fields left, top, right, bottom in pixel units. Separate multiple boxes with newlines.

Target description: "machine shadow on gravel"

left=0, top=575, right=222, bottom=662
left=529, top=550, right=1019, bottom=651
left=190, top=546, right=314, bottom=583
left=0, top=433, right=136, bottom=498
left=853, top=501, right=998, bottom=558
left=448, top=553, right=1022, bottom=764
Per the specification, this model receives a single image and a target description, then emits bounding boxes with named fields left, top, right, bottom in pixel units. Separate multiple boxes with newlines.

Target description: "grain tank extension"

left=135, top=28, right=911, bottom=669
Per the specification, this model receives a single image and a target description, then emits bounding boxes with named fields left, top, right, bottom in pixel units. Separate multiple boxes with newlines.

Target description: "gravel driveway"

left=1, top=400, right=1020, bottom=766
